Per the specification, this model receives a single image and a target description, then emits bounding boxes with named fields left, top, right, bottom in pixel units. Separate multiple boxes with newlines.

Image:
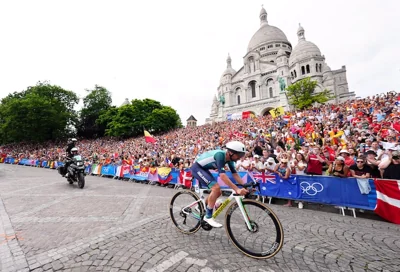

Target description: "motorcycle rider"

left=64, top=138, right=78, bottom=178
left=65, top=147, right=79, bottom=178
left=66, top=138, right=77, bottom=158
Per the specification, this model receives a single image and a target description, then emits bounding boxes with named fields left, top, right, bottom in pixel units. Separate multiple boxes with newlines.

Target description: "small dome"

left=289, top=24, right=322, bottom=66
left=222, top=67, right=236, bottom=76
left=221, top=53, right=236, bottom=79
left=289, top=40, right=321, bottom=66
left=277, top=49, right=286, bottom=57
left=297, top=24, right=304, bottom=33
left=322, top=64, right=332, bottom=73
left=260, top=6, right=267, bottom=16
left=121, top=98, right=130, bottom=106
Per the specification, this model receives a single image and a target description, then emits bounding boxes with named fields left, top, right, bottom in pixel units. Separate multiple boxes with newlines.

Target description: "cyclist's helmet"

left=71, top=138, right=77, bottom=142
left=71, top=147, right=78, bottom=155
left=226, top=141, right=246, bottom=157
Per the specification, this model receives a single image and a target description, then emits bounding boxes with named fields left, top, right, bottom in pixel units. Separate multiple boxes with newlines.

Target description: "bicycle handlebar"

left=241, top=180, right=258, bottom=189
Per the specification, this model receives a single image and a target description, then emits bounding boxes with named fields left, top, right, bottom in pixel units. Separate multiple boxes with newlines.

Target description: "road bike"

left=169, top=180, right=284, bottom=259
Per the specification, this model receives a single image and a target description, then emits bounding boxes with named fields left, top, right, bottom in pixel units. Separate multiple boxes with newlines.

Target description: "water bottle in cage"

left=194, top=182, right=200, bottom=194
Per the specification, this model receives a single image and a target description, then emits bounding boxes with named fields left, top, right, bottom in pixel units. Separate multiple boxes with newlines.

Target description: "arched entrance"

left=261, top=107, right=274, bottom=116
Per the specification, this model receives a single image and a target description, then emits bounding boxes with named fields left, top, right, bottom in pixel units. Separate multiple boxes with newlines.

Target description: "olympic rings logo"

left=300, top=182, right=324, bottom=196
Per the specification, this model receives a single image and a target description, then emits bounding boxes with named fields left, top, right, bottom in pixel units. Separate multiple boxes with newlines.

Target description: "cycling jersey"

left=191, top=150, right=237, bottom=189
left=195, top=150, right=237, bottom=174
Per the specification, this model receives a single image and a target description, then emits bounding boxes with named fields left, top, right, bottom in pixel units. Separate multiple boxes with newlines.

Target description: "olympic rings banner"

left=286, top=175, right=376, bottom=210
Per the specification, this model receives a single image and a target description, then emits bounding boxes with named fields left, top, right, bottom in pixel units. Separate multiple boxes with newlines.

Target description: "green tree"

left=286, top=77, right=335, bottom=110
left=0, top=81, right=78, bottom=144
left=77, top=85, right=112, bottom=138
left=104, top=104, right=136, bottom=138
left=98, top=98, right=182, bottom=138
left=143, top=106, right=182, bottom=133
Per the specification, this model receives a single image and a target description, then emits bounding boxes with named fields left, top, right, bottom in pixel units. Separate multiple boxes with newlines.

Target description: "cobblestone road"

left=0, top=164, right=399, bottom=272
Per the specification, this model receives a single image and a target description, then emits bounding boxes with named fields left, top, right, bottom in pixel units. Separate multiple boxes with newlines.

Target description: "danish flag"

left=252, top=172, right=276, bottom=184
left=374, top=179, right=400, bottom=224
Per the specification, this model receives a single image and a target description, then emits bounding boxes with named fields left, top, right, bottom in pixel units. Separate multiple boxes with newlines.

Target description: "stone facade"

left=206, top=6, right=355, bottom=123
left=186, top=115, right=197, bottom=127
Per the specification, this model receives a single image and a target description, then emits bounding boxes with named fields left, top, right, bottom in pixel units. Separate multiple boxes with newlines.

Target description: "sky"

left=0, top=0, right=399, bottom=125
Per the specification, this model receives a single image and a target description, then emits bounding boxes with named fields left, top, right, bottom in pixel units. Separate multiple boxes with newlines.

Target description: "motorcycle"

left=58, top=155, right=85, bottom=189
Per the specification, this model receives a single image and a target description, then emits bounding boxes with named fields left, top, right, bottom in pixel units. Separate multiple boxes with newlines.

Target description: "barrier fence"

left=1, top=157, right=398, bottom=224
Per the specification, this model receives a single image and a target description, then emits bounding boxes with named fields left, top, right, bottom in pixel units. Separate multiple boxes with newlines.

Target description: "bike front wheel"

left=169, top=190, right=204, bottom=234
left=225, top=199, right=284, bottom=259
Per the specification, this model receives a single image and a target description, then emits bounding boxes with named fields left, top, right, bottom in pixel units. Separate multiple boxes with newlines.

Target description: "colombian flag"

left=158, top=167, right=172, bottom=184
left=144, top=130, right=156, bottom=143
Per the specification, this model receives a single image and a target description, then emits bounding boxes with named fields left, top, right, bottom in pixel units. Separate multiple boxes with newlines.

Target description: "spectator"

left=379, top=151, right=400, bottom=179
left=305, top=146, right=326, bottom=175
left=327, top=156, right=349, bottom=177
left=349, top=156, right=371, bottom=178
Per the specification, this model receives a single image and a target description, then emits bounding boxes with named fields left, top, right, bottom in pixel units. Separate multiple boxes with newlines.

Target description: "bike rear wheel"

left=169, top=190, right=204, bottom=234
left=225, top=199, right=284, bottom=259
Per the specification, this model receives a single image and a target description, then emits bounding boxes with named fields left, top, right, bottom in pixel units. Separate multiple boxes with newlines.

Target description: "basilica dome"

left=247, top=7, right=289, bottom=52
left=248, top=25, right=289, bottom=52
left=289, top=24, right=322, bottom=66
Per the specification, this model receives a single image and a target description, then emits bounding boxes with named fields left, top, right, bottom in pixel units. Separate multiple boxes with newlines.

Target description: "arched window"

left=291, top=71, right=293, bottom=78
left=269, top=87, right=273, bottom=98
left=306, top=65, right=310, bottom=74
left=301, top=66, right=305, bottom=75
left=319, top=64, right=322, bottom=73
left=249, top=81, right=256, bottom=98
left=237, top=95, right=241, bottom=105
left=316, top=63, right=319, bottom=72
left=294, top=70, right=297, bottom=77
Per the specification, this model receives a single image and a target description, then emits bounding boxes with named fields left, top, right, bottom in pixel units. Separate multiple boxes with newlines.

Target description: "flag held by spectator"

left=158, top=167, right=172, bottom=184
left=144, top=130, right=156, bottom=143
left=269, top=106, right=285, bottom=118
left=374, top=179, right=400, bottom=224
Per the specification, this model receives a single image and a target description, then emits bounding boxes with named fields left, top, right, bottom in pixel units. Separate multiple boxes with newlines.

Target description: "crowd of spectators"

left=1, top=92, right=400, bottom=187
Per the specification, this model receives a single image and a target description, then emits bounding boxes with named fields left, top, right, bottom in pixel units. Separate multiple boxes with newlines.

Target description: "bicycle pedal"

left=200, top=220, right=213, bottom=231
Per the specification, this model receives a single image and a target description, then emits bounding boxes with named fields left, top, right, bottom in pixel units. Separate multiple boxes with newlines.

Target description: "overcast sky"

left=0, top=0, right=399, bottom=125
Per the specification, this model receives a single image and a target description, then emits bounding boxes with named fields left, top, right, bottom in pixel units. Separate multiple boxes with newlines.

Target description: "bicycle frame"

left=182, top=186, right=254, bottom=231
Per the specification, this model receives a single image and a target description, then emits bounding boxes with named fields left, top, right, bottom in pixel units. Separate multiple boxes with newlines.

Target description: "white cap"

left=254, top=155, right=260, bottom=158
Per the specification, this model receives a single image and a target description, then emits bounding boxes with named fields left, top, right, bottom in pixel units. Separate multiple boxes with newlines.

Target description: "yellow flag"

left=269, top=106, right=284, bottom=118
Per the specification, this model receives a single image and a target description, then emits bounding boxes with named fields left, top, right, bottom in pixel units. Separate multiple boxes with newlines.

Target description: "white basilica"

left=207, top=6, right=355, bottom=123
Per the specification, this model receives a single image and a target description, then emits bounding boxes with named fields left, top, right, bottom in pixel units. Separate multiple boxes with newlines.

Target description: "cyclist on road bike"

left=191, top=141, right=249, bottom=228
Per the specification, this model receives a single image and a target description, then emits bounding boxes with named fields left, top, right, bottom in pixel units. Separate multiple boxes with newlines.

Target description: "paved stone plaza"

left=0, top=164, right=399, bottom=272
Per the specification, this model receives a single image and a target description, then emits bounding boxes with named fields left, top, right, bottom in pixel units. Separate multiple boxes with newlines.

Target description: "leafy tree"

left=286, top=77, right=335, bottom=110
left=143, top=106, right=182, bottom=133
left=98, top=98, right=182, bottom=138
left=77, top=85, right=112, bottom=138
left=104, top=104, right=136, bottom=138
left=0, top=81, right=78, bottom=144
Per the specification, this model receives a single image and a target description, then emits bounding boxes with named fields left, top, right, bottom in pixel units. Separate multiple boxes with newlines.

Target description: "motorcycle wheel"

left=78, top=172, right=85, bottom=189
